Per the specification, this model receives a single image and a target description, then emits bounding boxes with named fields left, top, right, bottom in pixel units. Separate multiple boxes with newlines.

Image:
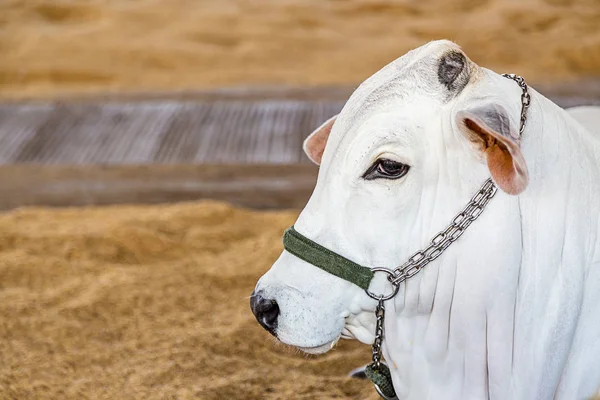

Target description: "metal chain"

left=502, top=73, right=531, bottom=135
left=388, top=178, right=497, bottom=286
left=371, top=297, right=386, bottom=369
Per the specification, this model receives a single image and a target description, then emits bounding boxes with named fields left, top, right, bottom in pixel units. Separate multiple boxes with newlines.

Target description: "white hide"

left=254, top=41, right=600, bottom=399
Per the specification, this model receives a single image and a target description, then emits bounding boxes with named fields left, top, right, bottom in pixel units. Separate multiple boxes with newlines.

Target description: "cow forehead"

left=334, top=40, right=479, bottom=137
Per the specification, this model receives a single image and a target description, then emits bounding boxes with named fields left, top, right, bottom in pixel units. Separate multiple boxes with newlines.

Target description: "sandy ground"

left=0, top=201, right=379, bottom=399
left=1, top=0, right=600, bottom=99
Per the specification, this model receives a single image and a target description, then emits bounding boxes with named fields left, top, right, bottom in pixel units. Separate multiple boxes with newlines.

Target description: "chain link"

left=371, top=297, right=386, bottom=369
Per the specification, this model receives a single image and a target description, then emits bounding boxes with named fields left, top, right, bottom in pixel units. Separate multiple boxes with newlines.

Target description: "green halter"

left=283, top=226, right=398, bottom=398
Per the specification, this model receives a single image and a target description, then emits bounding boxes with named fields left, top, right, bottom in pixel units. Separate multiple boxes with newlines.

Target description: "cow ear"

left=457, top=103, right=529, bottom=195
left=303, top=114, right=337, bottom=165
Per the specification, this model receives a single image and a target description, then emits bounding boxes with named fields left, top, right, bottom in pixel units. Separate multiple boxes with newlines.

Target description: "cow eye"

left=363, top=159, right=410, bottom=180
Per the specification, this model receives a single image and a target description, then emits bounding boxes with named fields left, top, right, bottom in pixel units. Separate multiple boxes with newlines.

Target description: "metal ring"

left=365, top=268, right=400, bottom=301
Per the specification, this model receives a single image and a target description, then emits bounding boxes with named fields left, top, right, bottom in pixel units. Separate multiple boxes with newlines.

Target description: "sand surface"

left=0, top=201, right=379, bottom=399
left=1, top=0, right=600, bottom=99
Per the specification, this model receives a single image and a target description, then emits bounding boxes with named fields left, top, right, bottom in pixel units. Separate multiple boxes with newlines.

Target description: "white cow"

left=251, top=40, right=600, bottom=399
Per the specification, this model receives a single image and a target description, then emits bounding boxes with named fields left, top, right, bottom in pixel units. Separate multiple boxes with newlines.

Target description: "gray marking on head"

left=438, top=51, right=470, bottom=94
left=336, top=41, right=472, bottom=132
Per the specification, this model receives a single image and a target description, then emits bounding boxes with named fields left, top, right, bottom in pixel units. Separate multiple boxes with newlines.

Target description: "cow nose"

left=250, top=290, right=279, bottom=336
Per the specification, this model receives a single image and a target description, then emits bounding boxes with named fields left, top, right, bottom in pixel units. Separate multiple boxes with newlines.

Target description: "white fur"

left=254, top=40, right=600, bottom=399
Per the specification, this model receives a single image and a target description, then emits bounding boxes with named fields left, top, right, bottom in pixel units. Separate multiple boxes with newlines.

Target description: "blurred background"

left=0, top=1, right=599, bottom=399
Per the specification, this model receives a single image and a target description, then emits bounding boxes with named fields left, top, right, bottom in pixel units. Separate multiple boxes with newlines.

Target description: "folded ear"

left=303, top=114, right=337, bottom=165
left=457, top=104, right=529, bottom=195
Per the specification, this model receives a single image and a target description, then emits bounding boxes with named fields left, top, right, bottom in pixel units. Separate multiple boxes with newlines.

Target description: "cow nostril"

left=259, top=299, right=279, bottom=334
left=250, top=290, right=279, bottom=336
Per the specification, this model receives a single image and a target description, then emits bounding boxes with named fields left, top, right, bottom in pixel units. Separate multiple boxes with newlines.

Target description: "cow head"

left=251, top=40, right=528, bottom=354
